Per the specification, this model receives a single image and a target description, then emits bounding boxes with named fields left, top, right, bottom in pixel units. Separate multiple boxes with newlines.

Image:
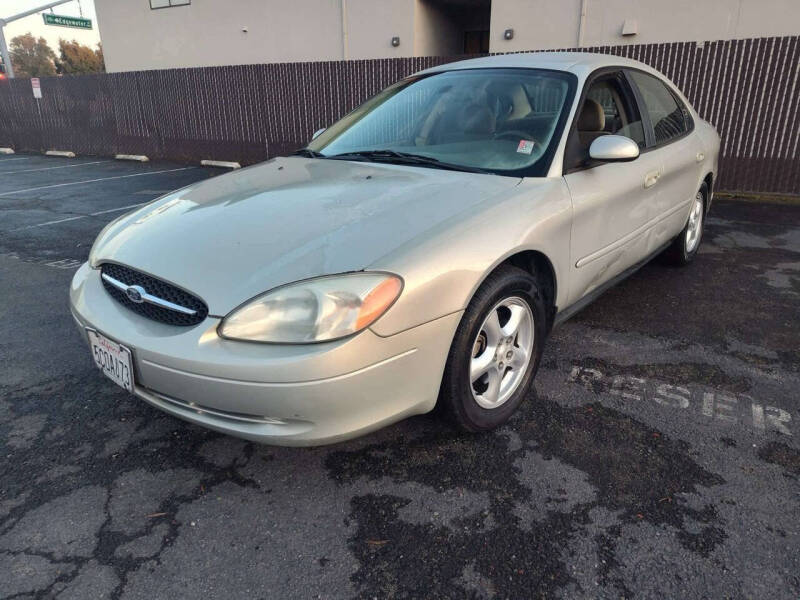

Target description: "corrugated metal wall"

left=0, top=36, right=797, bottom=194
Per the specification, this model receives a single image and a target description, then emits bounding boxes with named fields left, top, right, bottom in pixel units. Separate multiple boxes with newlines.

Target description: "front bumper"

left=70, top=263, right=461, bottom=446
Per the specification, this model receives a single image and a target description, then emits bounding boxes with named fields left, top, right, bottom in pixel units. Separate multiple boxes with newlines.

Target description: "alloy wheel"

left=469, top=296, right=534, bottom=409
left=685, top=192, right=704, bottom=253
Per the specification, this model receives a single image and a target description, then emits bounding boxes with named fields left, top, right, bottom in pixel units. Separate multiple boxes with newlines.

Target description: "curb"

left=716, top=191, right=800, bottom=206
left=115, top=154, right=150, bottom=162
left=45, top=150, right=76, bottom=158
left=201, top=159, right=241, bottom=169
left=0, top=148, right=14, bottom=155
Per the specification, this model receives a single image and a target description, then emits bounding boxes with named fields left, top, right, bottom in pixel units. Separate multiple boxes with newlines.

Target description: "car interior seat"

left=577, top=98, right=609, bottom=149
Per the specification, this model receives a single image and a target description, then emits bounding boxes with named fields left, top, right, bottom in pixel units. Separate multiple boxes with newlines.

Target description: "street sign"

left=42, top=13, right=92, bottom=29
left=31, top=77, right=42, bottom=98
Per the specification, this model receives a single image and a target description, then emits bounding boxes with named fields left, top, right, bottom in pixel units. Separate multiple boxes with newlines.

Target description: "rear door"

left=563, top=70, right=663, bottom=306
left=626, top=70, right=703, bottom=248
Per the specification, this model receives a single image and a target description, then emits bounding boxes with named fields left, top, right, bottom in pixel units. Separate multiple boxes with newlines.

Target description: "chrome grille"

left=100, top=263, right=208, bottom=326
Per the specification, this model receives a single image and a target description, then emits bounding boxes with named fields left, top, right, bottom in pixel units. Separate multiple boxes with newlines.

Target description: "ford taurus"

left=70, top=52, right=720, bottom=445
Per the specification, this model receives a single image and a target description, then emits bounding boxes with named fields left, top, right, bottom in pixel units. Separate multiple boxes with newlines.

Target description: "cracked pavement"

left=0, top=155, right=798, bottom=598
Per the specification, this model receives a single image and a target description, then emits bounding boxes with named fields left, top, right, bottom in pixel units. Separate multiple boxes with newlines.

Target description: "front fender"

left=368, top=177, right=573, bottom=337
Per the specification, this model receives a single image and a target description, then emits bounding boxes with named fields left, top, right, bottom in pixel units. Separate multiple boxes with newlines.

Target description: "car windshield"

left=306, top=68, right=576, bottom=176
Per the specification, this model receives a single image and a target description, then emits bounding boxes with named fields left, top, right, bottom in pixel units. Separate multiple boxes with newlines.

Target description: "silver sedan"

left=70, top=52, right=720, bottom=445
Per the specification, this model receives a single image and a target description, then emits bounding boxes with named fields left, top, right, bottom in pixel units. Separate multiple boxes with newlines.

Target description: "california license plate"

left=87, top=329, right=134, bottom=393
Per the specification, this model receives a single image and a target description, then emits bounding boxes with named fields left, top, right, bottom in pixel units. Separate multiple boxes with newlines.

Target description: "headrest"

left=578, top=99, right=605, bottom=132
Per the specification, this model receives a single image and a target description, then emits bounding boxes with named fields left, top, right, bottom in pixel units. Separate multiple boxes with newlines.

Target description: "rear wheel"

left=438, top=265, right=548, bottom=431
left=663, top=182, right=707, bottom=265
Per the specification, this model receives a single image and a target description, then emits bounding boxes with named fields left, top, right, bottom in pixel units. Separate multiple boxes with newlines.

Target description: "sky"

left=2, top=0, right=102, bottom=53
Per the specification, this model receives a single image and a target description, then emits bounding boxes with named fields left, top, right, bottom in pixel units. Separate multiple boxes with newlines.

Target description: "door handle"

left=696, top=152, right=705, bottom=162
left=644, top=170, right=661, bottom=189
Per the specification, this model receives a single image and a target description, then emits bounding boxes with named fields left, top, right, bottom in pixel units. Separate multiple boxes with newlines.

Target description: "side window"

left=564, top=73, right=645, bottom=171
left=587, top=79, right=645, bottom=147
left=628, top=71, right=688, bottom=145
left=586, top=84, right=622, bottom=132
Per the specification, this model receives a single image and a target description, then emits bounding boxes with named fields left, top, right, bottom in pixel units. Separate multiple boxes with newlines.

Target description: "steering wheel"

left=494, top=130, right=540, bottom=149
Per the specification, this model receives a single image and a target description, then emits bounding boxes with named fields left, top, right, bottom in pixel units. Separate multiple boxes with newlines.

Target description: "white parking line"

left=0, top=157, right=35, bottom=162
left=0, top=167, right=195, bottom=197
left=0, top=160, right=112, bottom=175
left=18, top=215, right=84, bottom=228
left=11, top=202, right=149, bottom=231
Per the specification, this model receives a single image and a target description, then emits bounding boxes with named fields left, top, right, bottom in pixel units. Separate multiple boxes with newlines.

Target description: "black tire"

left=438, top=265, right=548, bottom=432
left=662, top=182, right=708, bottom=266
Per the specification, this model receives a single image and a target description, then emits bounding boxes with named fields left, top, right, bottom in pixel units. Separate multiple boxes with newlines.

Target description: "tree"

left=95, top=43, right=105, bottom=72
left=9, top=33, right=56, bottom=78
left=56, top=39, right=106, bottom=74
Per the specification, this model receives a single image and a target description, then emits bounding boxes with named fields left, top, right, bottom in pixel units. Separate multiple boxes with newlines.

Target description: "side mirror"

left=589, top=135, right=640, bottom=162
left=311, top=127, right=326, bottom=140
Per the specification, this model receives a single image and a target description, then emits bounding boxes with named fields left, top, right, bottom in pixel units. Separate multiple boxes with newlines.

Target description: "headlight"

left=218, top=272, right=403, bottom=343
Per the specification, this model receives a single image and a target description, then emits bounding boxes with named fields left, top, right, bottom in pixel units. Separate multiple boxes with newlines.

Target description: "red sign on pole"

left=31, top=77, right=42, bottom=99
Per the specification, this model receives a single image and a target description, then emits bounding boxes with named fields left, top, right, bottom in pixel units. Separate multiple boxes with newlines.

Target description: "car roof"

left=416, top=51, right=658, bottom=79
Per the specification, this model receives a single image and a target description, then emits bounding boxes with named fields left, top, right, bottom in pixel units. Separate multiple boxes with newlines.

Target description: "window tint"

left=629, top=71, right=687, bottom=144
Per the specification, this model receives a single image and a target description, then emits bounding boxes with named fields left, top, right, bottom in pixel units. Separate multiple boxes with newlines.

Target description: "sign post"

left=31, top=77, right=43, bottom=126
left=42, top=13, right=92, bottom=29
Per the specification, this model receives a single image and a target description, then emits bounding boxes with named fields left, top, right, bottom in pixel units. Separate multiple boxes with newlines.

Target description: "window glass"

left=587, top=83, right=622, bottom=131
left=616, top=118, right=645, bottom=148
left=308, top=69, right=576, bottom=174
left=585, top=80, right=645, bottom=147
left=629, top=71, right=687, bottom=144
left=150, top=0, right=190, bottom=8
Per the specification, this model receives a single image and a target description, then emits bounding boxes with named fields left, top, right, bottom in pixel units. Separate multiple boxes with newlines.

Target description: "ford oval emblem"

left=126, top=285, right=145, bottom=303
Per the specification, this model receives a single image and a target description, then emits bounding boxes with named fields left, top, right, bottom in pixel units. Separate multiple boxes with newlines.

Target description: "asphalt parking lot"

left=1, top=153, right=798, bottom=599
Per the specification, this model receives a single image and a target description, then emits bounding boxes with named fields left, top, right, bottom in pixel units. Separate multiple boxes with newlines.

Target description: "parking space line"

left=0, top=157, right=35, bottom=161
left=11, top=202, right=149, bottom=231
left=0, top=160, right=113, bottom=175
left=18, top=215, right=85, bottom=228
left=0, top=167, right=195, bottom=198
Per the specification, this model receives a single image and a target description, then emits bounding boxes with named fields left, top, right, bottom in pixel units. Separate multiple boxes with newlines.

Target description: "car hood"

left=92, top=156, right=521, bottom=315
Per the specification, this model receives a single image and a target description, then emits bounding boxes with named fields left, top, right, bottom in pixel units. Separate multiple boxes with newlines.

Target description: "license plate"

left=87, top=329, right=134, bottom=393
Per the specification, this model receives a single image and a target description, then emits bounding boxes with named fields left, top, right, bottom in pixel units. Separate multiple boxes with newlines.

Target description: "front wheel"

left=438, top=265, right=548, bottom=432
left=663, top=182, right=707, bottom=265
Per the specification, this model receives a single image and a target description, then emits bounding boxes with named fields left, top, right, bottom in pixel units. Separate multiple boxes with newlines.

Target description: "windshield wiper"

left=292, top=148, right=326, bottom=158
left=327, top=150, right=490, bottom=174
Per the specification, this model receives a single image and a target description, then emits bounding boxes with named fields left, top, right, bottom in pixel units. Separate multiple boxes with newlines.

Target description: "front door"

left=563, top=71, right=662, bottom=306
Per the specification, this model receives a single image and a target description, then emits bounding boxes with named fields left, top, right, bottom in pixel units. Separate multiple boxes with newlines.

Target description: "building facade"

left=94, top=0, right=800, bottom=72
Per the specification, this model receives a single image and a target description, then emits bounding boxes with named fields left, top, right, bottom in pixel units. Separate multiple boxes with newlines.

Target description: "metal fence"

left=0, top=36, right=798, bottom=194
